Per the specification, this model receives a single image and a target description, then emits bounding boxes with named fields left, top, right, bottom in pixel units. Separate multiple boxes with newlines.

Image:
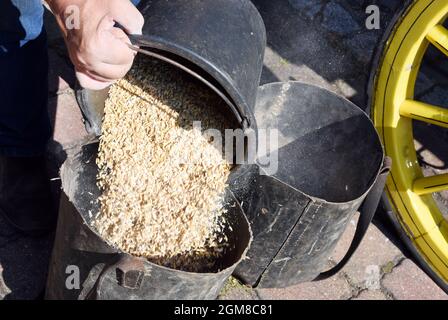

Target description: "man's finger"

left=109, top=0, right=144, bottom=35
left=76, top=71, right=114, bottom=90
left=86, top=60, right=133, bottom=81
left=96, top=16, right=136, bottom=65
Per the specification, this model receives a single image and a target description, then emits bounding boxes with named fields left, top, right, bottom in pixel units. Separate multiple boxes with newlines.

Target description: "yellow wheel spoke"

left=413, top=173, right=448, bottom=195
left=427, top=24, right=448, bottom=56
left=400, top=100, right=448, bottom=128
left=373, top=0, right=448, bottom=283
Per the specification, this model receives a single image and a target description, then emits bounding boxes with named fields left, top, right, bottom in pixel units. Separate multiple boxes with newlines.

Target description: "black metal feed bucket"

left=47, top=0, right=391, bottom=299
left=77, top=0, right=266, bottom=136
left=45, top=142, right=251, bottom=300
left=232, top=82, right=389, bottom=288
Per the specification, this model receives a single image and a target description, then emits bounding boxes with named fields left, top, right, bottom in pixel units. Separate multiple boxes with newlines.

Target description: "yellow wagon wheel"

left=370, top=0, right=448, bottom=292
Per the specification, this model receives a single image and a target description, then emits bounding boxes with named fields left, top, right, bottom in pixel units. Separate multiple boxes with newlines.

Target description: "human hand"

left=48, top=0, right=144, bottom=90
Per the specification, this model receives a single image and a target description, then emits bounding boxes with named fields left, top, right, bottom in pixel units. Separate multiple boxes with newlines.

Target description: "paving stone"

left=0, top=215, right=19, bottom=245
left=415, top=71, right=436, bottom=97
left=257, top=275, right=353, bottom=300
left=0, top=235, right=53, bottom=300
left=414, top=133, right=446, bottom=170
left=0, top=266, right=12, bottom=299
left=420, top=86, right=448, bottom=108
left=262, top=47, right=336, bottom=92
left=330, top=213, right=404, bottom=287
left=333, top=78, right=357, bottom=98
left=379, top=0, right=403, bottom=12
left=256, top=0, right=367, bottom=105
left=344, top=0, right=365, bottom=11
left=218, top=277, right=259, bottom=300
left=334, top=75, right=368, bottom=109
left=344, top=31, right=380, bottom=65
left=287, top=0, right=323, bottom=20
left=287, top=0, right=319, bottom=10
left=322, top=1, right=360, bottom=35
left=382, top=259, right=448, bottom=300
left=353, top=289, right=387, bottom=300
left=425, top=53, right=448, bottom=87
left=49, top=93, right=88, bottom=147
left=344, top=1, right=399, bottom=27
left=262, top=51, right=365, bottom=107
left=255, top=0, right=366, bottom=79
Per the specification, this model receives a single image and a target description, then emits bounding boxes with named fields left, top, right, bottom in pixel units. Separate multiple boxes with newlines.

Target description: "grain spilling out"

left=94, top=55, right=234, bottom=272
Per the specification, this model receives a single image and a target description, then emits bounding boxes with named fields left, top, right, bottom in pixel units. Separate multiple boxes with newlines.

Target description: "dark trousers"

left=0, top=0, right=50, bottom=156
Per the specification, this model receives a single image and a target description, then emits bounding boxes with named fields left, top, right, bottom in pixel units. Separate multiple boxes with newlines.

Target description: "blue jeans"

left=0, top=0, right=140, bottom=157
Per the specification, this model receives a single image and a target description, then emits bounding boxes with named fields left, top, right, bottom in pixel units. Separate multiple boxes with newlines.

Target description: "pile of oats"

left=94, top=56, right=233, bottom=271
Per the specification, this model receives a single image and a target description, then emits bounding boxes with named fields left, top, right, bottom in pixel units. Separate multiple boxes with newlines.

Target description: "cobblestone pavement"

left=0, top=0, right=447, bottom=299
